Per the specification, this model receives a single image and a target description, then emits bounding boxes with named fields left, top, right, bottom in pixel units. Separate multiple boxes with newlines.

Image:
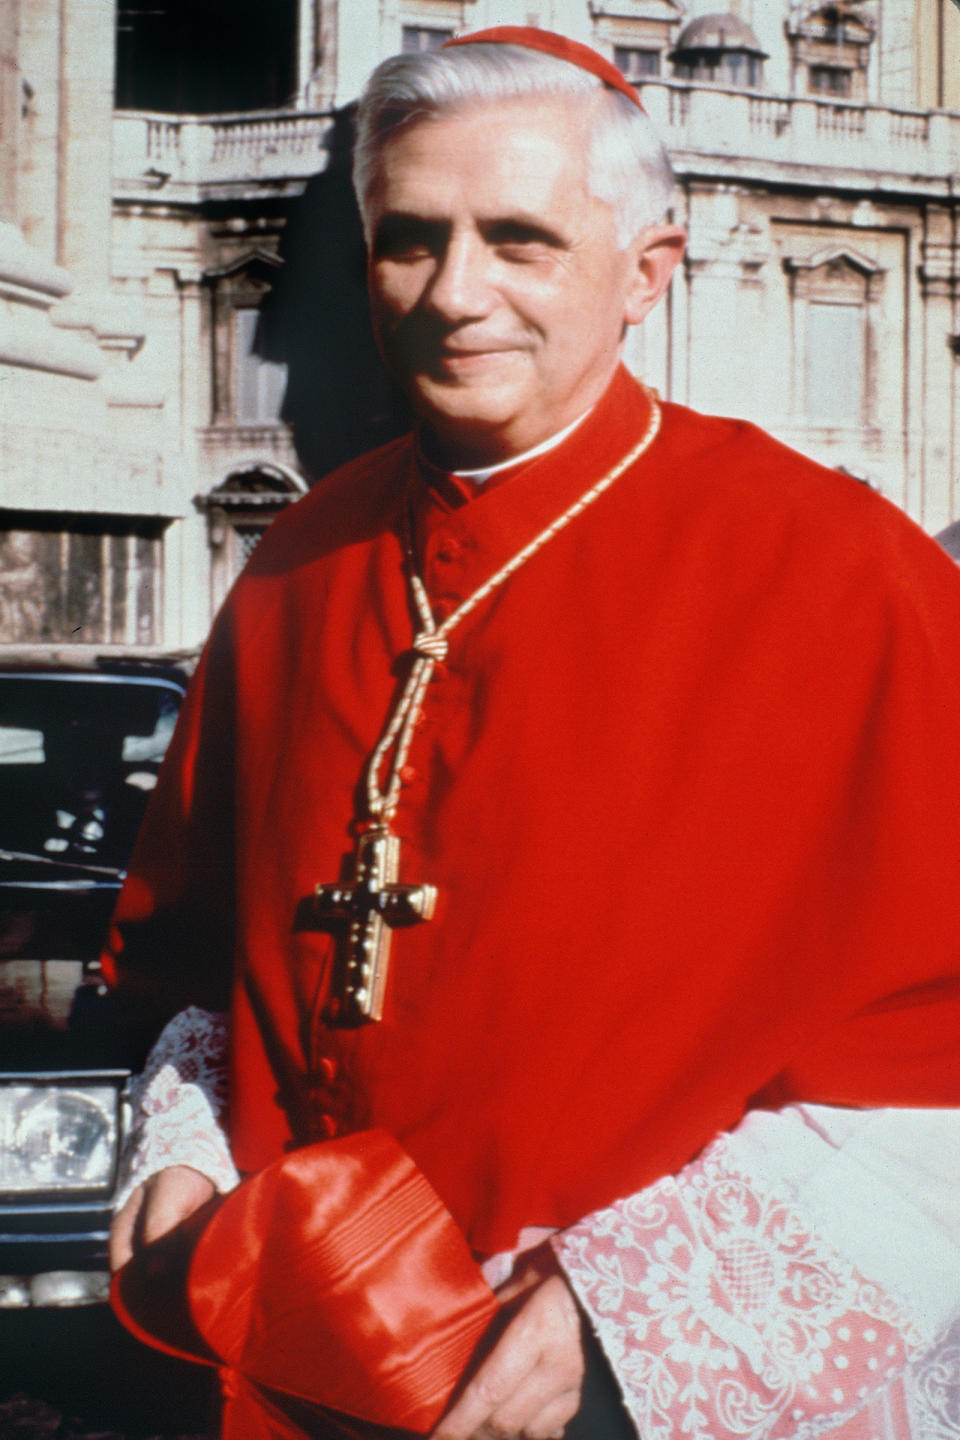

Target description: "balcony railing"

left=636, top=82, right=959, bottom=184
left=113, top=85, right=960, bottom=199
left=114, top=108, right=335, bottom=193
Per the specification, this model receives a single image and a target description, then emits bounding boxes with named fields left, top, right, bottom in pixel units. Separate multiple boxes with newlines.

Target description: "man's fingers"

left=431, top=1275, right=584, bottom=1440
left=108, top=1184, right=144, bottom=1271
left=138, top=1165, right=215, bottom=1247
left=504, top=1388, right=581, bottom=1440
left=108, top=1166, right=215, bottom=1271
left=478, top=1370, right=581, bottom=1440
left=433, top=1320, right=538, bottom=1440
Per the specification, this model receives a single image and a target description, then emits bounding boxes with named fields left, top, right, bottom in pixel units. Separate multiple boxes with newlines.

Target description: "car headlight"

left=0, top=1080, right=121, bottom=1192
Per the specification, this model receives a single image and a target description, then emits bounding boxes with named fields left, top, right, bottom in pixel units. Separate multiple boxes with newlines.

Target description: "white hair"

left=353, top=43, right=674, bottom=249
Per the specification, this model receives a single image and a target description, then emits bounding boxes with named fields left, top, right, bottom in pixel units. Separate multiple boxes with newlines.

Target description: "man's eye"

left=382, top=241, right=432, bottom=261
left=497, top=242, right=545, bottom=262
left=373, top=221, right=442, bottom=261
left=486, top=225, right=559, bottom=261
left=376, top=244, right=431, bottom=263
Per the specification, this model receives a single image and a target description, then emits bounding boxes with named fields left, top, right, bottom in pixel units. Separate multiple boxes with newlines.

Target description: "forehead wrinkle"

left=376, top=95, right=594, bottom=180
left=366, top=95, right=614, bottom=253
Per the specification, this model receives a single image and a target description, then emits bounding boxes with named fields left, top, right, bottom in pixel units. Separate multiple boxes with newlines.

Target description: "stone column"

left=50, top=0, right=148, bottom=378
left=916, top=209, right=959, bottom=530
left=0, top=0, right=20, bottom=224
left=684, top=186, right=769, bottom=420
left=335, top=0, right=383, bottom=106
left=295, top=0, right=319, bottom=108
left=17, top=0, right=60, bottom=261
left=56, top=0, right=115, bottom=288
left=305, top=0, right=338, bottom=109
left=174, top=267, right=216, bottom=643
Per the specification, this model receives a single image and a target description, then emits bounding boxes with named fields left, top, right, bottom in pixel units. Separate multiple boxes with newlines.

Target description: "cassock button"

left=318, top=1113, right=339, bottom=1139
left=399, top=764, right=417, bottom=784
left=437, top=539, right=463, bottom=563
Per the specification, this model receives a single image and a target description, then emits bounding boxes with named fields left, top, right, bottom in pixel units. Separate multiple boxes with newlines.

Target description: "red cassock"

left=106, top=364, right=960, bottom=1262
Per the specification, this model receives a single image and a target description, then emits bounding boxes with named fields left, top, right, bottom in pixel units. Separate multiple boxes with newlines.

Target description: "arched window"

left=670, top=13, right=767, bottom=89
left=782, top=247, right=884, bottom=432
left=197, top=464, right=307, bottom=611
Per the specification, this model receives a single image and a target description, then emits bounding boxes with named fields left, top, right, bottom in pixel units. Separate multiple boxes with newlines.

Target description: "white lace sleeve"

left=114, top=1005, right=240, bottom=1212
left=553, top=1105, right=960, bottom=1440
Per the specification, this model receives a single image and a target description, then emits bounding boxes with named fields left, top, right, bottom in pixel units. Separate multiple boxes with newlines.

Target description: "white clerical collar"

left=448, top=407, right=594, bottom=486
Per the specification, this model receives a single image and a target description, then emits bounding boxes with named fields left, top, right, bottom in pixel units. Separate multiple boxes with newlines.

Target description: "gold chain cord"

left=365, top=387, right=663, bottom=822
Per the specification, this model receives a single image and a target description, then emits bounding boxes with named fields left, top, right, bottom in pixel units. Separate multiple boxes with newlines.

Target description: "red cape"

left=105, top=366, right=960, bottom=1257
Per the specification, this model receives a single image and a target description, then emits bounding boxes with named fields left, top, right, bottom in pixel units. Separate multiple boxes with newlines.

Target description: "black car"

left=0, top=650, right=191, bottom=1306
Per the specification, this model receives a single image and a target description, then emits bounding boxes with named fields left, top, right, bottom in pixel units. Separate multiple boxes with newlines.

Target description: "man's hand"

left=431, top=1249, right=585, bottom=1440
left=109, top=1165, right=215, bottom=1271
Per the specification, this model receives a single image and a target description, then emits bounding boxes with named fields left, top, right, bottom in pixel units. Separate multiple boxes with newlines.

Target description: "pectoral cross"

left=314, top=825, right=438, bottom=1026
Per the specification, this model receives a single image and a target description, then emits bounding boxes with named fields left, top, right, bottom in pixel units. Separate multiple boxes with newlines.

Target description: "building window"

left=198, top=464, right=307, bottom=612
left=115, top=0, right=297, bottom=113
left=614, top=47, right=662, bottom=81
left=783, top=246, right=883, bottom=433
left=805, top=302, right=864, bottom=427
left=807, top=64, right=853, bottom=98
left=235, top=308, right=288, bottom=425
left=402, top=26, right=454, bottom=53
left=206, top=251, right=287, bottom=428
left=673, top=50, right=762, bottom=86
left=788, top=4, right=873, bottom=102
left=0, top=515, right=165, bottom=646
left=233, top=524, right=267, bottom=565
left=670, top=13, right=766, bottom=89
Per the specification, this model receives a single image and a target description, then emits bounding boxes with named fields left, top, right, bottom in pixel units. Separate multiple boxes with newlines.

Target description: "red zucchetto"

left=443, top=26, right=646, bottom=112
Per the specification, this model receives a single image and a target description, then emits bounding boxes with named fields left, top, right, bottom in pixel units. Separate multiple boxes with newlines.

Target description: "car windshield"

left=0, top=673, right=182, bottom=874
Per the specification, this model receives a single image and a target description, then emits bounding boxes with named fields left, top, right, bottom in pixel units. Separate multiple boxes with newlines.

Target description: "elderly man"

left=107, top=28, right=960, bottom=1440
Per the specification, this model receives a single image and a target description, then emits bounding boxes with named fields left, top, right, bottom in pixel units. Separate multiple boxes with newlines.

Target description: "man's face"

left=366, top=95, right=652, bottom=467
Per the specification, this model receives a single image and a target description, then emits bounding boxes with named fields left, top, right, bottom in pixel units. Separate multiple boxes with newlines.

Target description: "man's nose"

left=422, top=233, right=494, bottom=322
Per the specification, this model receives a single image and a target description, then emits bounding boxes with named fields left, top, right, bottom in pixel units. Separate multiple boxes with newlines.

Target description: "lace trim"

left=553, top=1134, right=922, bottom=1440
left=115, top=1006, right=239, bottom=1212
left=906, top=1311, right=960, bottom=1439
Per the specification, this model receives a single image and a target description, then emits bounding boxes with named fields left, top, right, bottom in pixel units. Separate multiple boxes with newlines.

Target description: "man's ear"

left=623, top=225, right=687, bottom=327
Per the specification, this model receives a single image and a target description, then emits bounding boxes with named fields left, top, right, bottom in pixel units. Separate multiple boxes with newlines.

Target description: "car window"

left=0, top=727, right=45, bottom=764
left=0, top=674, right=185, bottom=870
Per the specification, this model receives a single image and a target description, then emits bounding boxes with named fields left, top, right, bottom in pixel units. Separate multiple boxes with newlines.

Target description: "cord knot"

left=413, top=631, right=449, bottom=663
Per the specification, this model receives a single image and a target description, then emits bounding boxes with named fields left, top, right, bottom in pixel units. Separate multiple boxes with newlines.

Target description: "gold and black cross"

left=314, top=825, right=437, bottom=1026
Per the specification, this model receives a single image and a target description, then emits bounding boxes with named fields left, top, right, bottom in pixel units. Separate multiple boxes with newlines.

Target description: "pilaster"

left=0, top=0, right=20, bottom=224
left=56, top=0, right=115, bottom=287
left=17, top=0, right=60, bottom=262
left=334, top=0, right=386, bottom=106
left=917, top=206, right=960, bottom=529
left=684, top=187, right=769, bottom=419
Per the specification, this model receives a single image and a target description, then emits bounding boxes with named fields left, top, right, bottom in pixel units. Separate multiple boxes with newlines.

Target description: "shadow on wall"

left=259, top=105, right=413, bottom=483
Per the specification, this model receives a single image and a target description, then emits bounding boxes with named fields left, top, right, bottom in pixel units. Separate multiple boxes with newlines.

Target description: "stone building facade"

left=1, top=0, right=959, bottom=648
